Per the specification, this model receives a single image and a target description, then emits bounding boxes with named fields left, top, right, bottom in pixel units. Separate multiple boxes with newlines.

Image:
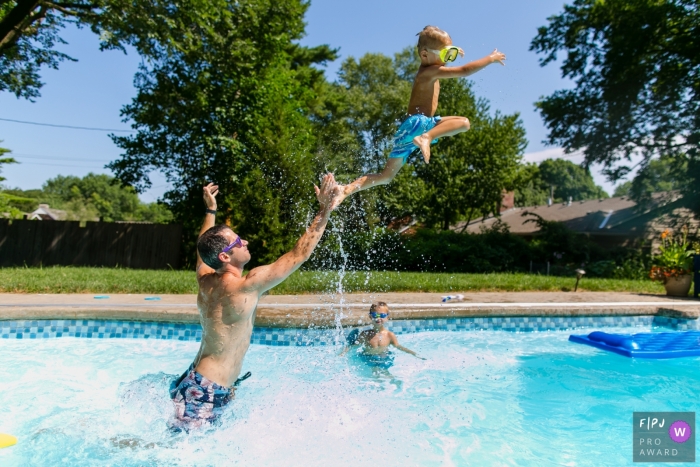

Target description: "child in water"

left=342, top=302, right=425, bottom=368
left=334, top=25, right=506, bottom=207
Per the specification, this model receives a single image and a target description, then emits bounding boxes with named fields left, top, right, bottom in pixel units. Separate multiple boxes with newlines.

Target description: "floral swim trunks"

left=169, top=364, right=250, bottom=431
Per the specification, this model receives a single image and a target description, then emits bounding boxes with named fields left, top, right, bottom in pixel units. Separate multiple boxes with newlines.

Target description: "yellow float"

left=0, top=433, right=17, bottom=448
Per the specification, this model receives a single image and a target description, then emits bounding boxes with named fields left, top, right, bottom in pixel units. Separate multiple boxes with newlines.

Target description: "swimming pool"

left=0, top=320, right=698, bottom=466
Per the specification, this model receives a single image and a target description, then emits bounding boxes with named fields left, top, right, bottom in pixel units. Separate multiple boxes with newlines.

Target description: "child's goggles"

left=369, top=312, right=388, bottom=319
left=427, top=46, right=460, bottom=63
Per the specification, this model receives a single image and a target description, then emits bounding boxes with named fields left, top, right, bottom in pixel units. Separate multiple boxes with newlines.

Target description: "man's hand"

left=203, top=183, right=219, bottom=210
left=490, top=48, right=506, bottom=65
left=241, top=173, right=340, bottom=294
left=314, top=173, right=340, bottom=211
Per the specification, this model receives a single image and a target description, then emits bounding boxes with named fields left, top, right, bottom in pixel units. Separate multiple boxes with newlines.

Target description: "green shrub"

left=0, top=192, right=38, bottom=213
left=307, top=220, right=652, bottom=280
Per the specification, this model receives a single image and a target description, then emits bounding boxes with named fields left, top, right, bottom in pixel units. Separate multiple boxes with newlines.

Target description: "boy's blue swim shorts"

left=359, top=352, right=395, bottom=370
left=388, top=114, right=441, bottom=164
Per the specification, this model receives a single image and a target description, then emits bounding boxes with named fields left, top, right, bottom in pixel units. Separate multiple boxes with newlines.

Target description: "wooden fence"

left=0, top=219, right=183, bottom=269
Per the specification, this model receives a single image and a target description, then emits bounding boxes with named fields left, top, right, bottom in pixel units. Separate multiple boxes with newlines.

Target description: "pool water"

left=0, top=326, right=697, bottom=466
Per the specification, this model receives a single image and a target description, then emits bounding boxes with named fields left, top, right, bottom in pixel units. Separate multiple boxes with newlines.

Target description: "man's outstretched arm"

left=196, top=183, right=219, bottom=278
left=243, top=173, right=340, bottom=294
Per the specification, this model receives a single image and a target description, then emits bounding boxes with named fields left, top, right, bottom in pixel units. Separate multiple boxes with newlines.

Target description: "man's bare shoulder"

left=197, top=271, right=248, bottom=294
left=239, top=264, right=273, bottom=293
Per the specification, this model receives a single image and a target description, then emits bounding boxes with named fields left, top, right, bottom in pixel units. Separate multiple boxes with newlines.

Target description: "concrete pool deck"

left=0, top=292, right=698, bottom=328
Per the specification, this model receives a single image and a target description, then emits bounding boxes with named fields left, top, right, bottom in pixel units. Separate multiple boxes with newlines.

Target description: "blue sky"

left=0, top=0, right=623, bottom=202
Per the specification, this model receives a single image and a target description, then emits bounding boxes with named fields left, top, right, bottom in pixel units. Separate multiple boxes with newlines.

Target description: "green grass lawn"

left=0, top=267, right=666, bottom=294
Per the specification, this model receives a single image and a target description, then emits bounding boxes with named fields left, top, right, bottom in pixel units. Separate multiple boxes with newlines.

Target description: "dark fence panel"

left=0, top=219, right=182, bottom=269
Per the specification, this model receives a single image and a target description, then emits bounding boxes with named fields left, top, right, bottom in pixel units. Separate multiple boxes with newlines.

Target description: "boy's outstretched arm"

left=434, top=49, right=505, bottom=79
left=390, top=333, right=426, bottom=360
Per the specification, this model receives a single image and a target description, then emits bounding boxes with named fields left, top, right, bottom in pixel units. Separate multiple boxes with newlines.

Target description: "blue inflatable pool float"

left=569, top=331, right=700, bottom=358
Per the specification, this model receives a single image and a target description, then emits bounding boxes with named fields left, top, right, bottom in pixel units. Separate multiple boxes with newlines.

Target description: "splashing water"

left=329, top=216, right=349, bottom=342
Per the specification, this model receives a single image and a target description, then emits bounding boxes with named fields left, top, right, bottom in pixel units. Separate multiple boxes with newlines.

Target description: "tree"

left=1, top=0, right=264, bottom=99
left=612, top=181, right=633, bottom=198
left=530, top=0, right=700, bottom=213
left=40, top=173, right=173, bottom=222
left=613, top=156, right=687, bottom=202
left=0, top=142, right=17, bottom=183
left=514, top=163, right=549, bottom=207
left=538, top=158, right=608, bottom=201
left=108, top=0, right=336, bottom=267
left=515, top=159, right=609, bottom=206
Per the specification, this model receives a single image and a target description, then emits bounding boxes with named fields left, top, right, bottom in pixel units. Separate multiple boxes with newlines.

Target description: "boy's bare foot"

left=413, top=134, right=432, bottom=164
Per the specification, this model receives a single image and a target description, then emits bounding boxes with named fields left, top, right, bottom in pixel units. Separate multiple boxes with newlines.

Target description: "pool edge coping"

left=1, top=302, right=698, bottom=328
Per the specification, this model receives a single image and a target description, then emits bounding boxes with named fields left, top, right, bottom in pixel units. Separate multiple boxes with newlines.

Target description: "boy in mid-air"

left=342, top=302, right=425, bottom=366
left=335, top=26, right=506, bottom=206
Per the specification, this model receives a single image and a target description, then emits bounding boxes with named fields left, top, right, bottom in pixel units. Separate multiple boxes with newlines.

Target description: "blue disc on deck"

left=144, top=297, right=161, bottom=301
left=93, top=295, right=110, bottom=299
left=569, top=331, right=700, bottom=358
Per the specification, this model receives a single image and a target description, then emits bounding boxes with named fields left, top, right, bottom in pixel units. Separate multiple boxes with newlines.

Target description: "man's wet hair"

left=370, top=302, right=389, bottom=313
left=197, top=224, right=232, bottom=269
left=416, top=25, right=451, bottom=51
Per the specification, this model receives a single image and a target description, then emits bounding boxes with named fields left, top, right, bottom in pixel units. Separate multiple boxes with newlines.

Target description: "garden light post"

left=574, top=269, right=585, bottom=292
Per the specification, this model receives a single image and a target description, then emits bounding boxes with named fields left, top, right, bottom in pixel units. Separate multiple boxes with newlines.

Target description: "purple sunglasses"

left=221, top=236, right=243, bottom=253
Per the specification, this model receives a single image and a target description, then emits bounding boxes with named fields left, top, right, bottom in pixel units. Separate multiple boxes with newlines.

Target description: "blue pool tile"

left=1, top=315, right=696, bottom=345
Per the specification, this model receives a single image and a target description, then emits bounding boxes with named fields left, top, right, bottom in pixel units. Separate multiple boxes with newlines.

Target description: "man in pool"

left=342, top=302, right=425, bottom=368
left=169, top=174, right=343, bottom=430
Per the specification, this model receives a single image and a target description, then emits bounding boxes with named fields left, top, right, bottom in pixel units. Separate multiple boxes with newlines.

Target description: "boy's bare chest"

left=408, top=78, right=440, bottom=116
left=367, top=330, right=390, bottom=347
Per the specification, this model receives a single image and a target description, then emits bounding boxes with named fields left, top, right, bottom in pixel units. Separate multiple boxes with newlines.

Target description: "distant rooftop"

left=28, top=204, right=67, bottom=221
left=454, top=193, right=696, bottom=244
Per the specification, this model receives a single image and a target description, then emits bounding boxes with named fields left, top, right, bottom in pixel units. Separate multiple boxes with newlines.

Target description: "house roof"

left=28, top=204, right=66, bottom=221
left=454, top=193, right=695, bottom=239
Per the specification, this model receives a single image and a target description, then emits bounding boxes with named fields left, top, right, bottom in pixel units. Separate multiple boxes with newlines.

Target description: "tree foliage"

left=0, top=141, right=17, bottom=183
left=42, top=173, right=173, bottom=221
left=3, top=173, right=173, bottom=221
left=1, top=0, right=276, bottom=99
left=108, top=0, right=336, bottom=267
left=613, top=156, right=687, bottom=202
left=531, top=0, right=700, bottom=213
left=515, top=158, right=609, bottom=206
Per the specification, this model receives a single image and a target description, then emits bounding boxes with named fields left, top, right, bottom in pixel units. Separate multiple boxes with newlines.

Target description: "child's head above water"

left=369, top=302, right=390, bottom=325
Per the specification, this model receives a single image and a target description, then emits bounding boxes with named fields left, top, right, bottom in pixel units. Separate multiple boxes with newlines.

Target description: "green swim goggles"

left=427, top=46, right=460, bottom=63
